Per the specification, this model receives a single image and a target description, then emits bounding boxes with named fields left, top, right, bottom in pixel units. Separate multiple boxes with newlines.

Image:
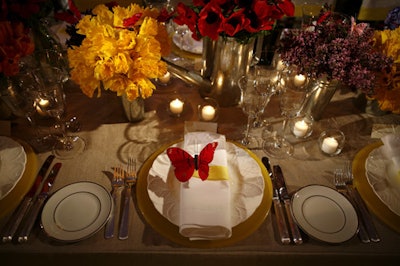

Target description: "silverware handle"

left=104, top=191, right=117, bottom=239
left=118, top=188, right=132, bottom=240
left=17, top=197, right=45, bottom=243
left=350, top=188, right=380, bottom=242
left=1, top=198, right=33, bottom=243
left=283, top=200, right=303, bottom=245
left=340, top=190, right=370, bottom=243
left=273, top=200, right=290, bottom=245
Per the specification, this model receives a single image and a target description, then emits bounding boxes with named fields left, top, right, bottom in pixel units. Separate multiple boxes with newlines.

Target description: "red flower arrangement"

left=0, top=21, right=35, bottom=77
left=173, top=0, right=294, bottom=43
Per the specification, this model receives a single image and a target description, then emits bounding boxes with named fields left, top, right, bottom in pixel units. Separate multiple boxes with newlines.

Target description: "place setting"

left=137, top=125, right=272, bottom=248
left=352, top=133, right=400, bottom=234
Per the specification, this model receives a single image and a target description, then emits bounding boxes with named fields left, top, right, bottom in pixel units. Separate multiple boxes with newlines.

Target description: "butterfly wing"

left=166, top=147, right=195, bottom=182
left=197, top=142, right=218, bottom=180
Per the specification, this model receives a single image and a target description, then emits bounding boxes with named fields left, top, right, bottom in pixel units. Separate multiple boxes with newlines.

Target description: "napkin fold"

left=381, top=133, right=400, bottom=170
left=179, top=132, right=231, bottom=240
left=380, top=134, right=400, bottom=191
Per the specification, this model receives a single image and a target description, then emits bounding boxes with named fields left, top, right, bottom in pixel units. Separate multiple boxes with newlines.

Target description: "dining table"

left=1, top=52, right=400, bottom=266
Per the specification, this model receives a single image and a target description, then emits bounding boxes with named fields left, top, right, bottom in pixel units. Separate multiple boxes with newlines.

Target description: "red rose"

left=198, top=2, right=224, bottom=40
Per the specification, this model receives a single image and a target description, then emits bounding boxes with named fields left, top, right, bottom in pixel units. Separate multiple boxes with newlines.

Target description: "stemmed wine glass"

left=263, top=65, right=309, bottom=158
left=1, top=70, right=52, bottom=146
left=238, top=76, right=269, bottom=148
left=34, top=67, right=85, bottom=159
left=252, top=66, right=280, bottom=127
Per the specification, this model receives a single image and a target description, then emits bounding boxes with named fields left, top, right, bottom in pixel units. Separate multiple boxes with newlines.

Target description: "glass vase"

left=200, top=37, right=255, bottom=107
left=121, top=94, right=145, bottom=122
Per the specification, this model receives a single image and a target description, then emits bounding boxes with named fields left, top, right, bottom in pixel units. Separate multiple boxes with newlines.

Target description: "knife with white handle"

left=273, top=165, right=303, bottom=245
left=1, top=155, right=55, bottom=243
left=17, top=163, right=61, bottom=243
left=262, top=157, right=290, bottom=244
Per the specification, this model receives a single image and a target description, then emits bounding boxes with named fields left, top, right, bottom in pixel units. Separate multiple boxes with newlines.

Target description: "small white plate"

left=41, top=182, right=113, bottom=242
left=0, top=136, right=27, bottom=200
left=291, top=185, right=358, bottom=243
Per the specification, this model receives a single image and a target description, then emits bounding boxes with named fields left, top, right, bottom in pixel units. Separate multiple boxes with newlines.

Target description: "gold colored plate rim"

left=136, top=139, right=272, bottom=248
left=0, top=138, right=38, bottom=219
left=352, top=141, right=400, bottom=233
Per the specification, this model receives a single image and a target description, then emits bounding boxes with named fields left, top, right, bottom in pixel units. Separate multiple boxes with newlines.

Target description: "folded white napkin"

left=380, top=134, right=400, bottom=191
left=381, top=134, right=400, bottom=170
left=179, top=132, right=231, bottom=240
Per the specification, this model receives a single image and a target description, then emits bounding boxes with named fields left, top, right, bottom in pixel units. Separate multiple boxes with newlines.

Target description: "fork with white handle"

left=119, top=157, right=137, bottom=240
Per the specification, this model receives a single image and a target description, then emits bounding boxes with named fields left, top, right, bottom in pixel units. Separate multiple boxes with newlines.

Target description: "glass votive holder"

left=198, top=97, right=219, bottom=122
left=168, top=97, right=185, bottom=117
left=155, top=71, right=172, bottom=86
left=318, top=129, right=345, bottom=156
left=290, top=113, right=313, bottom=139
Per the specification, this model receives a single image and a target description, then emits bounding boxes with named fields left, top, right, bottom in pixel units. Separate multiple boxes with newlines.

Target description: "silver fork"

left=118, top=157, right=137, bottom=240
left=334, top=168, right=370, bottom=243
left=104, top=166, right=124, bottom=239
left=344, top=161, right=381, bottom=243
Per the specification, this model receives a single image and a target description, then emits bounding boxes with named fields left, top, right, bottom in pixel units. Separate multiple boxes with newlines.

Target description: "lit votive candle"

left=321, top=137, right=338, bottom=154
left=201, top=105, right=216, bottom=121
left=276, top=60, right=285, bottom=71
left=293, top=120, right=309, bottom=137
left=158, top=71, right=171, bottom=84
left=36, top=98, right=50, bottom=116
left=39, top=98, right=50, bottom=107
left=170, top=98, right=184, bottom=115
left=293, top=74, right=306, bottom=87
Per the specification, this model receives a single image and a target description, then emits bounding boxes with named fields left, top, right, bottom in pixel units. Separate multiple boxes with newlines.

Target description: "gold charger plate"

left=136, top=140, right=272, bottom=248
left=0, top=139, right=38, bottom=219
left=352, top=141, right=400, bottom=233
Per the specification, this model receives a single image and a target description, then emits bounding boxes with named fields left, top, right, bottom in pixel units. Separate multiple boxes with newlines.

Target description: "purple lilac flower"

left=278, top=12, right=393, bottom=94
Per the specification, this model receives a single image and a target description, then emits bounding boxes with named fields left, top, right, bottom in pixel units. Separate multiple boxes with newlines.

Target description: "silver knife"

left=17, top=162, right=62, bottom=243
left=273, top=165, right=303, bottom=245
left=262, top=157, right=290, bottom=245
left=1, top=155, right=55, bottom=243
left=349, top=187, right=380, bottom=242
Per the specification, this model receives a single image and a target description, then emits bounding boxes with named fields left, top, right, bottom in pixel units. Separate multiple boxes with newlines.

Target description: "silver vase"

left=121, top=94, right=145, bottom=122
left=200, top=37, right=255, bottom=107
left=301, top=77, right=339, bottom=120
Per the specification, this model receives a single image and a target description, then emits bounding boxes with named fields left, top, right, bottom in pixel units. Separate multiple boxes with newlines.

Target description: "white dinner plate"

left=41, top=182, right=113, bottom=242
left=0, top=136, right=27, bottom=200
left=147, top=141, right=265, bottom=227
left=365, top=147, right=400, bottom=216
left=291, top=185, right=358, bottom=243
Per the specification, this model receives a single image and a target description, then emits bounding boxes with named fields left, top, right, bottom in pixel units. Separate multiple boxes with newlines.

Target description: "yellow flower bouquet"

left=372, top=26, right=400, bottom=114
left=67, top=3, right=171, bottom=101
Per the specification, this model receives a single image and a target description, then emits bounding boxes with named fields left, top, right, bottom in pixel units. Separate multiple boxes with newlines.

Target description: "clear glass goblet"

left=238, top=76, right=268, bottom=148
left=263, top=66, right=309, bottom=158
left=34, top=67, right=85, bottom=159
left=252, top=66, right=280, bottom=127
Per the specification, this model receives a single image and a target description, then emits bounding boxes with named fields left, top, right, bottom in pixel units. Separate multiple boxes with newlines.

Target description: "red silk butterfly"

left=166, top=142, right=218, bottom=182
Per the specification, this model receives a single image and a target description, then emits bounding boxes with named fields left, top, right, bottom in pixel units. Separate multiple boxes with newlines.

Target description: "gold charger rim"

left=136, top=139, right=272, bottom=248
left=352, top=141, right=400, bottom=233
left=0, top=138, right=38, bottom=219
